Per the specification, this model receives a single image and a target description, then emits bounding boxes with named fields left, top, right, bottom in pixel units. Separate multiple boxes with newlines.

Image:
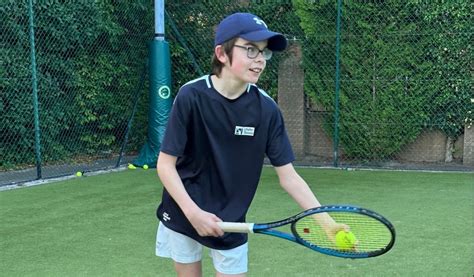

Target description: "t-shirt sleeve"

left=160, top=87, right=193, bottom=157
left=265, top=108, right=295, bottom=166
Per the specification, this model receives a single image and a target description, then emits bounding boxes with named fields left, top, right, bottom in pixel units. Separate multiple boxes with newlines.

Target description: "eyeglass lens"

left=247, top=47, right=272, bottom=60
left=234, top=45, right=272, bottom=60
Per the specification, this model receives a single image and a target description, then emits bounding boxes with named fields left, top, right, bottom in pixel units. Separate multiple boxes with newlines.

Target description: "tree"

left=293, top=0, right=470, bottom=161
left=420, top=1, right=472, bottom=161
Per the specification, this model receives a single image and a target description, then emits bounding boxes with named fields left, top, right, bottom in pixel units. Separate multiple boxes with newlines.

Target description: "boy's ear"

left=215, top=45, right=229, bottom=64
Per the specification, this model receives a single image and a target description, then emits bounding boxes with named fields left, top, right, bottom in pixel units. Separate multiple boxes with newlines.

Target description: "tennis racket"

left=218, top=205, right=395, bottom=259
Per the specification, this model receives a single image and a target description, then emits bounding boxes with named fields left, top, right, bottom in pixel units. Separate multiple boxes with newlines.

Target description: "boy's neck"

left=211, top=74, right=248, bottom=100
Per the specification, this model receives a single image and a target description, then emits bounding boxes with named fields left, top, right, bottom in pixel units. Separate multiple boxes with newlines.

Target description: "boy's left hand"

left=324, top=223, right=350, bottom=243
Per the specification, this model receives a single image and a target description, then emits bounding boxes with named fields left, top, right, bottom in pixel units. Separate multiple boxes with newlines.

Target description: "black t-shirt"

left=157, top=75, right=294, bottom=249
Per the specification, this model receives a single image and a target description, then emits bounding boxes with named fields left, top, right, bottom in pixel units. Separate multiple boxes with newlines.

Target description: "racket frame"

left=219, top=205, right=396, bottom=259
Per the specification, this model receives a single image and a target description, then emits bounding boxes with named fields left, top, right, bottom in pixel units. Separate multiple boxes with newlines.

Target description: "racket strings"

left=294, top=212, right=392, bottom=254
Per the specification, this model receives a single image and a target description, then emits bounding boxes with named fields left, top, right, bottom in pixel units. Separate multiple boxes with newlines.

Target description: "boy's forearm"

left=284, top=178, right=321, bottom=209
left=160, top=170, right=199, bottom=216
left=275, top=164, right=322, bottom=210
left=276, top=165, right=338, bottom=228
left=157, top=154, right=200, bottom=217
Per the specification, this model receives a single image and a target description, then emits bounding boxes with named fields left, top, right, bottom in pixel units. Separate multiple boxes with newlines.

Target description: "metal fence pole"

left=333, top=0, right=343, bottom=167
left=155, top=0, right=165, bottom=40
left=28, top=0, right=42, bottom=179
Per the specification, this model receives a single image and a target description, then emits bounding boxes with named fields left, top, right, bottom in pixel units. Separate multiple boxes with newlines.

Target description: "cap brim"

left=241, top=30, right=287, bottom=51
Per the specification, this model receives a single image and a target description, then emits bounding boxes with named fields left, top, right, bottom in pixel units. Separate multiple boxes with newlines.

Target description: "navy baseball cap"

left=214, top=13, right=287, bottom=51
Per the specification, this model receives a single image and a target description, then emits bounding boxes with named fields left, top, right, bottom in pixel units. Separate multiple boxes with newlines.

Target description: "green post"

left=133, top=41, right=172, bottom=168
left=133, top=0, right=172, bottom=168
left=333, top=0, right=343, bottom=167
left=28, top=0, right=42, bottom=178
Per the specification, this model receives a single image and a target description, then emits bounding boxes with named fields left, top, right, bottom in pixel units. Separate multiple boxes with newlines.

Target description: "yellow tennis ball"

left=335, top=231, right=356, bottom=250
left=143, top=164, right=149, bottom=170
left=76, top=171, right=83, bottom=177
left=128, top=164, right=136, bottom=170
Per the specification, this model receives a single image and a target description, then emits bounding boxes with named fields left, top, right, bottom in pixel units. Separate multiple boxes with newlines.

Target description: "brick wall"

left=277, top=42, right=305, bottom=158
left=463, top=126, right=474, bottom=165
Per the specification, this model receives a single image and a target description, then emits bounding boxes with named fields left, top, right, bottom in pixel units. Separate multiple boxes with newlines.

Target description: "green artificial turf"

left=1, top=168, right=472, bottom=276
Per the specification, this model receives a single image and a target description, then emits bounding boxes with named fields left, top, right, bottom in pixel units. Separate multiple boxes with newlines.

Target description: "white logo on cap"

left=253, top=17, right=267, bottom=28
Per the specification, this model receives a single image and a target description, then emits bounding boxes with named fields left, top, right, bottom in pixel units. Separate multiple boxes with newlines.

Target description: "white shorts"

left=156, top=222, right=248, bottom=275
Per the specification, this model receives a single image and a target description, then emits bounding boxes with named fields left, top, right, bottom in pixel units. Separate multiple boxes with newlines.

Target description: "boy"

left=156, top=12, right=345, bottom=277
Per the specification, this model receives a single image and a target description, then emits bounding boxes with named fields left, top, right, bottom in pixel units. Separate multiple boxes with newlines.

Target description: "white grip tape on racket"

left=218, top=222, right=255, bottom=233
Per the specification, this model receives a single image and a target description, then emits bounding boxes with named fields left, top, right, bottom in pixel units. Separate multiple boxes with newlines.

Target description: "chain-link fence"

left=1, top=1, right=472, bottom=186
left=1, top=1, right=153, bottom=185
left=166, top=0, right=473, bottom=170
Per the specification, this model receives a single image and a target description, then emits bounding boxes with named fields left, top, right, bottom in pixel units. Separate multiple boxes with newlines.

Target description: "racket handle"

left=218, top=222, right=254, bottom=233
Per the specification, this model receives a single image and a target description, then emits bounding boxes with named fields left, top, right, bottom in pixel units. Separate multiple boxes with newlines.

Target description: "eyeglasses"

left=234, top=45, right=273, bottom=60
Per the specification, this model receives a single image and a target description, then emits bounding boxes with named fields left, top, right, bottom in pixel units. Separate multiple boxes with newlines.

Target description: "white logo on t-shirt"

left=162, top=212, right=171, bottom=221
left=235, top=126, right=255, bottom=136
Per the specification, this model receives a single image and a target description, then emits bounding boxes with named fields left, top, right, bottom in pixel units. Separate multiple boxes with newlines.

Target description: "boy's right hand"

left=186, top=208, right=224, bottom=237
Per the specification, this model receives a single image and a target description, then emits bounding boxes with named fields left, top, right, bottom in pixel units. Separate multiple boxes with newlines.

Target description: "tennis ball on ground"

left=143, top=164, right=149, bottom=170
left=128, top=164, right=136, bottom=170
left=76, top=171, right=83, bottom=177
left=335, top=230, right=357, bottom=250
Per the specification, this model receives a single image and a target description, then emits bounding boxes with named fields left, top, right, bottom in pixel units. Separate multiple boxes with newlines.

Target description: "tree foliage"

left=1, top=0, right=471, bottom=170
left=293, top=0, right=471, bottom=159
left=1, top=1, right=152, bottom=168
left=420, top=1, right=472, bottom=138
